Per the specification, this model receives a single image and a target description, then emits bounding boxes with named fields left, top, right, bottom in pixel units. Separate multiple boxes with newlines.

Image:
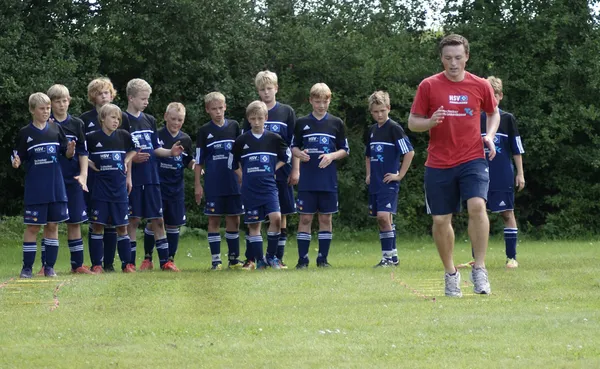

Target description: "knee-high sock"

left=117, top=234, right=132, bottom=269
left=103, top=227, right=117, bottom=267
left=23, top=241, right=37, bottom=269
left=297, top=232, right=311, bottom=264
left=167, top=228, right=180, bottom=259
left=317, top=231, right=332, bottom=262
left=68, top=238, right=84, bottom=269
left=225, top=231, right=240, bottom=260
left=504, top=228, right=518, bottom=259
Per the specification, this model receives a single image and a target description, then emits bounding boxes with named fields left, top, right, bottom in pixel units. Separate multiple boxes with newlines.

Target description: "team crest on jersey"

left=144, top=133, right=151, bottom=142
left=449, top=95, right=468, bottom=104
left=225, top=142, right=232, bottom=150
left=47, top=146, right=56, bottom=153
left=112, top=153, right=121, bottom=161
left=320, top=137, right=329, bottom=144
left=260, top=155, right=269, bottom=163
left=373, top=144, right=383, bottom=153
left=271, top=124, right=280, bottom=132
left=494, top=136, right=500, bottom=143
left=174, top=155, right=182, bottom=162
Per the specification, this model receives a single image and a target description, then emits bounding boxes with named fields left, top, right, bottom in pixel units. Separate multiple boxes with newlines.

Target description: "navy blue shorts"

left=368, top=192, right=398, bottom=217
left=129, top=184, right=163, bottom=219
left=65, top=182, right=88, bottom=224
left=23, top=202, right=69, bottom=225
left=243, top=192, right=279, bottom=224
left=487, top=191, right=514, bottom=213
left=205, top=195, right=244, bottom=216
left=163, top=197, right=187, bottom=226
left=424, top=158, right=489, bottom=215
left=277, top=180, right=296, bottom=215
left=296, top=191, right=338, bottom=214
left=90, top=200, right=129, bottom=227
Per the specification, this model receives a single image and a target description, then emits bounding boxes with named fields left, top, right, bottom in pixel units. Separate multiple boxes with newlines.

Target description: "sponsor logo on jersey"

left=464, top=108, right=473, bottom=116
left=449, top=95, right=468, bottom=104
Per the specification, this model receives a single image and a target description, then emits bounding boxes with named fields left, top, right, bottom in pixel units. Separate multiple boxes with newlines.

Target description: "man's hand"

left=515, top=173, right=525, bottom=191
left=429, top=106, right=445, bottom=129
left=482, top=135, right=496, bottom=160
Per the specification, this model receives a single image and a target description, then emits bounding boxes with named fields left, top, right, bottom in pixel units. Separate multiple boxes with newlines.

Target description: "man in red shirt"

left=408, top=34, right=500, bottom=297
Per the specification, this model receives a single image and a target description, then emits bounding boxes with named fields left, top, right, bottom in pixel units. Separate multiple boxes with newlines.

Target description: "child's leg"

left=103, top=227, right=118, bottom=269
left=43, top=223, right=60, bottom=269
left=207, top=216, right=222, bottom=267
left=501, top=210, right=518, bottom=260
left=89, top=223, right=105, bottom=268
left=317, top=213, right=333, bottom=264
left=247, top=222, right=263, bottom=264
left=278, top=214, right=288, bottom=262
left=377, top=212, right=394, bottom=262
left=297, top=214, right=313, bottom=265
left=143, top=224, right=155, bottom=261
left=67, top=223, right=85, bottom=270
left=166, top=225, right=180, bottom=261
left=116, top=225, right=132, bottom=270
left=266, top=212, right=282, bottom=261
left=224, top=215, right=240, bottom=262
left=127, top=217, right=141, bottom=266
left=22, top=225, right=41, bottom=270
left=151, top=218, right=170, bottom=268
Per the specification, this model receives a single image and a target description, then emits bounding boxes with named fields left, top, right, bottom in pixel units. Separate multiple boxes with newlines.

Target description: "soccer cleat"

left=210, top=263, right=223, bottom=271
left=44, top=266, right=57, bottom=278
left=20, top=267, right=33, bottom=279
left=267, top=257, right=282, bottom=270
left=72, top=265, right=95, bottom=275
left=162, top=261, right=180, bottom=272
left=123, top=263, right=136, bottom=273
left=373, top=259, right=395, bottom=268
left=140, top=259, right=154, bottom=271
left=278, top=259, right=288, bottom=269
left=103, top=264, right=115, bottom=272
left=295, top=263, right=309, bottom=270
left=36, top=267, right=45, bottom=276
left=256, top=260, right=268, bottom=270
left=506, top=258, right=519, bottom=269
left=456, top=260, right=475, bottom=269
left=91, top=265, right=104, bottom=274
left=241, top=260, right=256, bottom=271
left=316, top=260, right=332, bottom=268
left=444, top=270, right=462, bottom=297
left=470, top=267, right=491, bottom=294
left=228, top=259, right=244, bottom=269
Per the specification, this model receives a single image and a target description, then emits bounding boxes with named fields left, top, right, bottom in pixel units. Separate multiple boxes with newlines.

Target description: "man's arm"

left=408, top=107, right=445, bottom=132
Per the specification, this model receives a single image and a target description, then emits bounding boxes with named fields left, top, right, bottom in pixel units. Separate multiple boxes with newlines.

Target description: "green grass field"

left=0, top=232, right=598, bottom=368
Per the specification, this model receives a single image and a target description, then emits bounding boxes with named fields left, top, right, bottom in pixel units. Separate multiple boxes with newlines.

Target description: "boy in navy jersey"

left=195, top=92, right=244, bottom=270
left=12, top=93, right=76, bottom=278
left=231, top=101, right=288, bottom=270
left=144, top=103, right=194, bottom=268
left=87, top=104, right=138, bottom=273
left=80, top=77, right=127, bottom=272
left=292, top=83, right=349, bottom=269
left=125, top=79, right=183, bottom=272
left=47, top=84, right=94, bottom=274
left=365, top=91, right=415, bottom=267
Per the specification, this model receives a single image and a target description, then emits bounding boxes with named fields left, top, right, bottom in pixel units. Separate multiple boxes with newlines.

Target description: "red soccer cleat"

left=123, top=263, right=136, bottom=273
left=72, top=265, right=96, bottom=274
left=91, top=265, right=104, bottom=274
left=139, top=259, right=154, bottom=271
left=161, top=261, right=180, bottom=272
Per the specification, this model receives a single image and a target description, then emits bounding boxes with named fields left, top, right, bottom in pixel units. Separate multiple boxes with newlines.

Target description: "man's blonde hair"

left=98, top=103, right=122, bottom=127
left=487, top=76, right=503, bottom=95
left=126, top=78, right=152, bottom=97
left=204, top=92, right=226, bottom=107
left=368, top=91, right=390, bottom=110
left=310, top=83, right=332, bottom=99
left=87, top=77, right=116, bottom=104
left=165, top=102, right=186, bottom=115
left=47, top=84, right=70, bottom=101
left=28, top=92, right=51, bottom=112
left=255, top=70, right=278, bottom=90
left=246, top=100, right=268, bottom=118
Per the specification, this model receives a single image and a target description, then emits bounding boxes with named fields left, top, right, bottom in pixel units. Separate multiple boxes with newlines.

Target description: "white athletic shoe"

left=470, top=267, right=491, bottom=294
left=444, top=271, right=462, bottom=297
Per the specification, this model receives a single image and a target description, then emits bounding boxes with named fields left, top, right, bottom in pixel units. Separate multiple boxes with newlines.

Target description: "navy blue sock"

left=504, top=228, right=518, bottom=259
left=23, top=241, right=37, bottom=269
left=244, top=234, right=253, bottom=261
left=248, top=235, right=264, bottom=263
left=144, top=227, right=155, bottom=259
left=276, top=228, right=287, bottom=260
left=297, top=232, right=311, bottom=264
left=208, top=232, right=222, bottom=265
left=103, top=227, right=117, bottom=267
left=40, top=239, right=46, bottom=267
left=380, top=231, right=394, bottom=261
left=266, top=232, right=280, bottom=260
left=225, top=231, right=240, bottom=260
left=167, top=228, right=180, bottom=259
left=117, top=234, right=132, bottom=270
left=156, top=238, right=169, bottom=267
left=44, top=238, right=59, bottom=268
left=391, top=229, right=398, bottom=264
left=130, top=241, right=137, bottom=266
left=89, top=233, right=104, bottom=267
left=68, top=238, right=84, bottom=269
left=317, top=231, right=332, bottom=262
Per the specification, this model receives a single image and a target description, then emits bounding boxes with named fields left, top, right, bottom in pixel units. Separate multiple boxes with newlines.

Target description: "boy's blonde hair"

left=310, top=83, right=332, bottom=99
left=98, top=103, right=122, bottom=126
left=255, top=70, right=278, bottom=89
left=87, top=77, right=116, bottom=104
left=487, top=76, right=503, bottom=95
left=126, top=78, right=152, bottom=97
left=29, top=92, right=51, bottom=112
left=165, top=102, right=186, bottom=115
left=47, top=84, right=70, bottom=101
left=204, top=92, right=226, bottom=107
left=246, top=100, right=268, bottom=118
left=368, top=91, right=390, bottom=110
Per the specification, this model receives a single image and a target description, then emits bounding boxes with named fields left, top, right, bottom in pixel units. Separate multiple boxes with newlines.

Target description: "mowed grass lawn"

left=0, top=231, right=598, bottom=369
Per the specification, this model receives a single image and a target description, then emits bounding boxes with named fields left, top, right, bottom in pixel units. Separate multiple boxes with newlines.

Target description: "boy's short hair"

left=246, top=100, right=268, bottom=118
left=487, top=76, right=503, bottom=95
left=28, top=92, right=51, bottom=112
left=126, top=78, right=152, bottom=97
left=165, top=102, right=186, bottom=115
left=368, top=91, right=390, bottom=110
left=98, top=103, right=122, bottom=125
left=310, top=83, right=332, bottom=99
left=255, top=70, right=278, bottom=89
left=87, top=77, right=116, bottom=104
left=47, top=84, right=70, bottom=101
left=204, top=92, right=226, bottom=107
left=439, top=34, right=470, bottom=55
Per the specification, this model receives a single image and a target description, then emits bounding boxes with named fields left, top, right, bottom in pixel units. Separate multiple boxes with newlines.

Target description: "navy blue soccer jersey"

left=242, top=103, right=296, bottom=182
left=80, top=108, right=130, bottom=135
left=86, top=129, right=136, bottom=203
left=232, top=130, right=288, bottom=198
left=52, top=114, right=88, bottom=185
left=126, top=112, right=161, bottom=185
left=481, top=110, right=525, bottom=192
left=365, top=119, right=414, bottom=195
left=14, top=121, right=69, bottom=205
left=196, top=120, right=241, bottom=197
left=157, top=127, right=193, bottom=201
left=292, top=113, right=349, bottom=192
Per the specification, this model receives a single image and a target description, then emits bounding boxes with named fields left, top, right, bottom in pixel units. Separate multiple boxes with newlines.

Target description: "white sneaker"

left=470, top=267, right=491, bottom=294
left=506, top=258, right=519, bottom=269
left=444, top=271, right=462, bottom=297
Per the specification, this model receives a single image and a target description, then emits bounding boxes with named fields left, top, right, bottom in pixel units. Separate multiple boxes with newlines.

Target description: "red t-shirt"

left=411, top=72, right=497, bottom=168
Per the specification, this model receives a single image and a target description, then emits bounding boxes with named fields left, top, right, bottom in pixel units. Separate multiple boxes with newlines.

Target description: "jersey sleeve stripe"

left=195, top=148, right=202, bottom=162
left=515, top=136, right=525, bottom=154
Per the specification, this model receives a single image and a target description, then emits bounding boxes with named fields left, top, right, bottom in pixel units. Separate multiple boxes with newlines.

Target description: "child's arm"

left=12, top=130, right=26, bottom=169
left=194, top=164, right=204, bottom=205
left=365, top=157, right=371, bottom=185
left=319, top=120, right=349, bottom=169
left=125, top=150, right=137, bottom=194
left=76, top=158, right=89, bottom=192
left=514, top=155, right=525, bottom=191
left=154, top=142, right=183, bottom=158
left=384, top=151, right=415, bottom=183
left=234, top=167, right=242, bottom=187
